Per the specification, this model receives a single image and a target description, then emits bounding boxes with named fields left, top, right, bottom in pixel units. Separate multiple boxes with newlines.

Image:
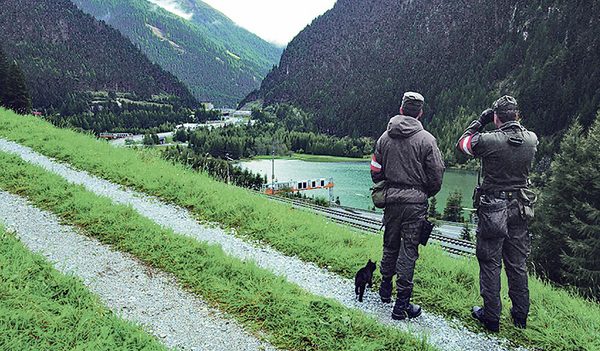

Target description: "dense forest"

left=0, top=0, right=198, bottom=110
left=0, top=47, right=32, bottom=115
left=41, top=91, right=220, bottom=135
left=530, top=112, right=600, bottom=298
left=246, top=0, right=600, bottom=164
left=70, top=0, right=283, bottom=107
left=170, top=104, right=373, bottom=159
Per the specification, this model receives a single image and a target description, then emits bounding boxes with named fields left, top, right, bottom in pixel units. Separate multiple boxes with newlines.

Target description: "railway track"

left=262, top=193, right=475, bottom=256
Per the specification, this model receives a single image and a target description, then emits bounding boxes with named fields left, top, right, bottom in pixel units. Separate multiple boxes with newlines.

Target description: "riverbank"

left=247, top=153, right=370, bottom=163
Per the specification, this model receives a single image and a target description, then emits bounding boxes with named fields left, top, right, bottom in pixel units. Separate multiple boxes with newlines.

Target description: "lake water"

left=237, top=159, right=478, bottom=213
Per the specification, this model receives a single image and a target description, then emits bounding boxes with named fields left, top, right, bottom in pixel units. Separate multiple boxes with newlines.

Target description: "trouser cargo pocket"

left=477, top=197, right=508, bottom=239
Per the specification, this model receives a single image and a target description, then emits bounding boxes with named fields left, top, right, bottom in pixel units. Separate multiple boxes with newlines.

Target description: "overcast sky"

left=148, top=0, right=336, bottom=47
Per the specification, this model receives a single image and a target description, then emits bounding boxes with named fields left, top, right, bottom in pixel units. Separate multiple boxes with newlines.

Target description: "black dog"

left=355, top=259, right=376, bottom=302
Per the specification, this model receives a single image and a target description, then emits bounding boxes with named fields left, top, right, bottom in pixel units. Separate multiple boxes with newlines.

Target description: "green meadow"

left=0, top=108, right=598, bottom=350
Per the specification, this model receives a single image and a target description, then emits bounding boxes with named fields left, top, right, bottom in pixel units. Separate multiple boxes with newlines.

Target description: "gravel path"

left=0, top=137, right=527, bottom=351
left=0, top=191, right=277, bottom=351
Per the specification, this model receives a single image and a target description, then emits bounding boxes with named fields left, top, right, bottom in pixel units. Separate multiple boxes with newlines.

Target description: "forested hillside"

left=242, top=0, right=600, bottom=300
left=0, top=47, right=32, bottom=115
left=0, top=0, right=198, bottom=110
left=247, top=0, right=600, bottom=163
left=70, top=0, right=283, bottom=107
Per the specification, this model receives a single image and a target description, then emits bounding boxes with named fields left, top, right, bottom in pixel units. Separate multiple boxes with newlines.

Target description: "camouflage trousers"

left=476, top=196, right=530, bottom=323
left=380, top=203, right=427, bottom=295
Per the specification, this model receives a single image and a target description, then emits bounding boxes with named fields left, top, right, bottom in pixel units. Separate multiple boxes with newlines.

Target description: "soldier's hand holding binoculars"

left=478, top=108, right=494, bottom=125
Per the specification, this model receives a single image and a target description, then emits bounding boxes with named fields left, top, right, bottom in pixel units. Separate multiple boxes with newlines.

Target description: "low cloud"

left=147, top=0, right=193, bottom=20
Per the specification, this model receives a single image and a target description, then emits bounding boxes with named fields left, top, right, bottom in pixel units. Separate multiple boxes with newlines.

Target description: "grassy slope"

left=0, top=108, right=599, bottom=350
left=0, top=137, right=433, bottom=351
left=0, top=225, right=168, bottom=351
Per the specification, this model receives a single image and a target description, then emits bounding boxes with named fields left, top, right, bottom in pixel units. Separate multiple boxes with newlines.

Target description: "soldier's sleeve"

left=424, top=139, right=445, bottom=197
left=457, top=119, right=484, bottom=156
left=370, top=141, right=385, bottom=183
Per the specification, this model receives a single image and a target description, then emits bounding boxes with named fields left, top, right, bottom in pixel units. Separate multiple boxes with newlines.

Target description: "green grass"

left=0, top=224, right=168, bottom=351
left=1, top=108, right=599, bottom=350
left=0, top=148, right=434, bottom=351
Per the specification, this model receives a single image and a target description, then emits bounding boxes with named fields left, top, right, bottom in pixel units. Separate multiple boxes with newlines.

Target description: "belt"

left=489, top=189, right=517, bottom=200
left=387, top=182, right=425, bottom=192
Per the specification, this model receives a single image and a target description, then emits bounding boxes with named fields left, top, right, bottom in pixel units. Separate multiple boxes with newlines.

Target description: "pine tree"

left=4, top=60, right=32, bottom=114
left=532, top=114, right=600, bottom=298
left=428, top=196, right=441, bottom=219
left=461, top=222, right=472, bottom=242
left=174, top=128, right=188, bottom=143
left=0, top=45, right=9, bottom=106
left=443, top=188, right=463, bottom=222
left=142, top=133, right=156, bottom=146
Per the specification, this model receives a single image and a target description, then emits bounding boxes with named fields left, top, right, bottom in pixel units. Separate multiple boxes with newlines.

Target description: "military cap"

left=493, top=95, right=518, bottom=112
left=401, top=92, right=424, bottom=116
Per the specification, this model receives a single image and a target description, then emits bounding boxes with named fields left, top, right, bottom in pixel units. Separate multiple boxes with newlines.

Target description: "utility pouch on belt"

left=420, top=219, right=434, bottom=246
left=472, top=186, right=483, bottom=208
left=517, top=188, right=537, bottom=220
left=478, top=196, right=508, bottom=239
left=370, top=180, right=387, bottom=209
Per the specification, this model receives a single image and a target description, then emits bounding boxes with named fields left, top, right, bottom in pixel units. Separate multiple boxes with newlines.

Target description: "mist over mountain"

left=0, top=0, right=198, bottom=109
left=70, top=0, right=283, bottom=107
left=247, top=0, right=600, bottom=161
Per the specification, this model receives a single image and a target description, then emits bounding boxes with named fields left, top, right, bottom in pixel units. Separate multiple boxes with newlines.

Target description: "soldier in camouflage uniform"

left=371, top=92, right=445, bottom=320
left=457, top=95, right=538, bottom=332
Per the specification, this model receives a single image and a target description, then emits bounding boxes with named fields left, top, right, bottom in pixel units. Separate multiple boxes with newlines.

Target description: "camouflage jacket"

left=457, top=120, right=538, bottom=192
left=371, top=115, right=445, bottom=204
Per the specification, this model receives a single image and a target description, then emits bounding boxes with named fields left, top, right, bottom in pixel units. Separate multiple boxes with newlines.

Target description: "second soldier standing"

left=371, top=92, right=445, bottom=320
left=457, top=95, right=538, bottom=332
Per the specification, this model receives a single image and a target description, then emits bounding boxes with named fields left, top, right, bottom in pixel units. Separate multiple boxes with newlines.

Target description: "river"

left=237, top=159, right=478, bottom=214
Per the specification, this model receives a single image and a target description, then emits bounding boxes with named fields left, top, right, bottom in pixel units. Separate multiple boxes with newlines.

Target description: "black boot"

left=392, top=303, right=422, bottom=320
left=472, top=306, right=499, bottom=333
left=379, top=276, right=393, bottom=303
left=391, top=290, right=421, bottom=320
left=510, top=307, right=527, bottom=329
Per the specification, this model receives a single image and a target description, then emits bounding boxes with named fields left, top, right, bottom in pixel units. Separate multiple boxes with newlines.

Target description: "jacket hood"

left=387, top=115, right=423, bottom=138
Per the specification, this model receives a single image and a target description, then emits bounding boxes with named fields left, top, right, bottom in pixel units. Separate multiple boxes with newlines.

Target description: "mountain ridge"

left=248, top=0, right=600, bottom=162
left=0, top=0, right=198, bottom=109
left=70, top=0, right=283, bottom=107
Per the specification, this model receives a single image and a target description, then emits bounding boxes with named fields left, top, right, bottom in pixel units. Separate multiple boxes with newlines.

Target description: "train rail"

left=262, top=193, right=475, bottom=256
